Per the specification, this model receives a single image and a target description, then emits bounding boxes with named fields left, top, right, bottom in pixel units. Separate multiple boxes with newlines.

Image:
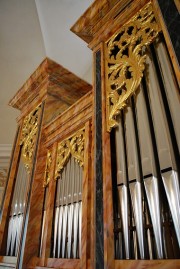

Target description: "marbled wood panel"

left=89, top=0, right=149, bottom=49
left=49, top=78, right=90, bottom=100
left=157, top=0, right=180, bottom=65
left=9, top=58, right=91, bottom=110
left=22, top=140, right=47, bottom=268
left=115, top=259, right=180, bottom=269
left=0, top=126, right=22, bottom=253
left=8, top=59, right=48, bottom=110
left=95, top=50, right=104, bottom=269
left=71, top=0, right=149, bottom=49
left=21, top=111, right=47, bottom=268
left=25, top=257, right=42, bottom=269
left=44, top=94, right=69, bottom=125
left=44, top=92, right=92, bottom=147
left=71, top=0, right=126, bottom=43
left=16, top=81, right=48, bottom=124
left=100, top=42, right=115, bottom=269
left=46, top=59, right=92, bottom=97
left=41, top=143, right=57, bottom=262
left=81, top=121, right=91, bottom=269
left=46, top=258, right=80, bottom=269
left=44, top=79, right=89, bottom=125
left=45, top=107, right=92, bottom=149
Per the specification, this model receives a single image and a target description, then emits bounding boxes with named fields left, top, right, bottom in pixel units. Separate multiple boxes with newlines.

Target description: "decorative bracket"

left=105, top=2, right=161, bottom=131
left=20, top=105, right=41, bottom=172
left=55, top=128, right=85, bottom=180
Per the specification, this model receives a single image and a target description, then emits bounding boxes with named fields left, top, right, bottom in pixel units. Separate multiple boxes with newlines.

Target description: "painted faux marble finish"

left=95, top=50, right=104, bottom=269
left=0, top=56, right=92, bottom=269
left=44, top=80, right=90, bottom=124
left=71, top=0, right=149, bottom=48
left=72, top=1, right=180, bottom=269
left=9, top=58, right=92, bottom=117
left=157, top=0, right=180, bottom=65
left=44, top=91, right=92, bottom=147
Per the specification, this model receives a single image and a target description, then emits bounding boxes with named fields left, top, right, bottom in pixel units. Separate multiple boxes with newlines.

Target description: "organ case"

left=0, top=58, right=93, bottom=269
left=72, top=0, right=180, bottom=268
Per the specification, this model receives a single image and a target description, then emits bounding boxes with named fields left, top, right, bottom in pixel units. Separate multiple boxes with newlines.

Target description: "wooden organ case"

left=71, top=0, right=180, bottom=269
left=0, top=1, right=179, bottom=269
left=0, top=58, right=93, bottom=269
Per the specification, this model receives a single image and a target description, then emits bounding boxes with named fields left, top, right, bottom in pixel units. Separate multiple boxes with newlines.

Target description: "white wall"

left=0, top=0, right=93, bottom=147
left=35, top=0, right=93, bottom=82
left=0, top=0, right=46, bottom=145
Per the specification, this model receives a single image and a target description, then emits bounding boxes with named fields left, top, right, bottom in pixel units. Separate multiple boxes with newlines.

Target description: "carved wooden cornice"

left=9, top=58, right=92, bottom=112
left=71, top=0, right=150, bottom=48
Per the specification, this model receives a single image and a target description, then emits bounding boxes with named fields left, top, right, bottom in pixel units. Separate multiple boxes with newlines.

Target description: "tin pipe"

left=124, top=106, right=145, bottom=259
left=115, top=117, right=130, bottom=259
left=136, top=84, right=163, bottom=258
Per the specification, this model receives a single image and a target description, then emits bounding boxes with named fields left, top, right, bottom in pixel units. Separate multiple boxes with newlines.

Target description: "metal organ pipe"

left=113, top=38, right=180, bottom=260
left=115, top=117, right=130, bottom=259
left=6, top=156, right=29, bottom=256
left=124, top=105, right=145, bottom=259
left=52, top=156, right=83, bottom=259
left=145, top=50, right=180, bottom=249
left=135, top=85, right=163, bottom=259
left=154, top=40, right=180, bottom=151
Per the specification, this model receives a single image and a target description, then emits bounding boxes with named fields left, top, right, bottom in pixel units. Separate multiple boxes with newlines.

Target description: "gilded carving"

left=43, top=150, right=52, bottom=187
left=20, top=105, right=41, bottom=172
left=55, top=128, right=85, bottom=180
left=105, top=2, right=161, bottom=131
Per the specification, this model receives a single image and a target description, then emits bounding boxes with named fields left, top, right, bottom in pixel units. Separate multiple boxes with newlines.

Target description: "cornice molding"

left=8, top=57, right=92, bottom=112
left=71, top=0, right=149, bottom=49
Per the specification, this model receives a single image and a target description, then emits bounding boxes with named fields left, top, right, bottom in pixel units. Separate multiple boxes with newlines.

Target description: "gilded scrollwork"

left=55, top=128, right=85, bottom=180
left=43, top=150, right=52, bottom=187
left=105, top=2, right=161, bottom=131
left=20, top=105, right=41, bottom=172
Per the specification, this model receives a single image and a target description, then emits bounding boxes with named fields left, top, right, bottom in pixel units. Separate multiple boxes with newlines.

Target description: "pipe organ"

left=0, top=1, right=179, bottom=269
left=0, top=58, right=92, bottom=268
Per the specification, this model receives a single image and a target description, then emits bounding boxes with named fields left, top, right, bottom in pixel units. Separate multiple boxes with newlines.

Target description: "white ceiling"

left=0, top=0, right=93, bottom=147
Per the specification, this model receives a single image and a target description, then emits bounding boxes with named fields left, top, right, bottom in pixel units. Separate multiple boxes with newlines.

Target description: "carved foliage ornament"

left=55, top=128, right=85, bottom=180
left=105, top=2, right=161, bottom=131
left=43, top=150, right=52, bottom=187
left=20, top=105, right=41, bottom=172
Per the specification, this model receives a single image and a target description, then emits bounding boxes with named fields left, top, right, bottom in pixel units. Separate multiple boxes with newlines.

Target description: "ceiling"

left=0, top=0, right=93, bottom=149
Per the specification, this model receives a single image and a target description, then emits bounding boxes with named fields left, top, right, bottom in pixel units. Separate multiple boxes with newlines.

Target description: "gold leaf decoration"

left=43, top=150, right=52, bottom=187
left=20, top=105, right=41, bottom=172
left=105, top=2, right=161, bottom=131
left=55, top=128, right=85, bottom=180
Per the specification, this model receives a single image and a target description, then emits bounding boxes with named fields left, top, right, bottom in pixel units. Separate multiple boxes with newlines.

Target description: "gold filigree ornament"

left=105, top=2, right=161, bottom=131
left=43, top=150, right=52, bottom=187
left=20, top=105, right=41, bottom=172
left=55, top=128, right=85, bottom=180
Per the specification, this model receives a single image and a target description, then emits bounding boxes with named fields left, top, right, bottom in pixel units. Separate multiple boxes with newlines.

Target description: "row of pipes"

left=5, top=37, right=179, bottom=262
left=114, top=38, right=180, bottom=259
left=52, top=156, right=83, bottom=259
left=6, top=156, right=29, bottom=256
